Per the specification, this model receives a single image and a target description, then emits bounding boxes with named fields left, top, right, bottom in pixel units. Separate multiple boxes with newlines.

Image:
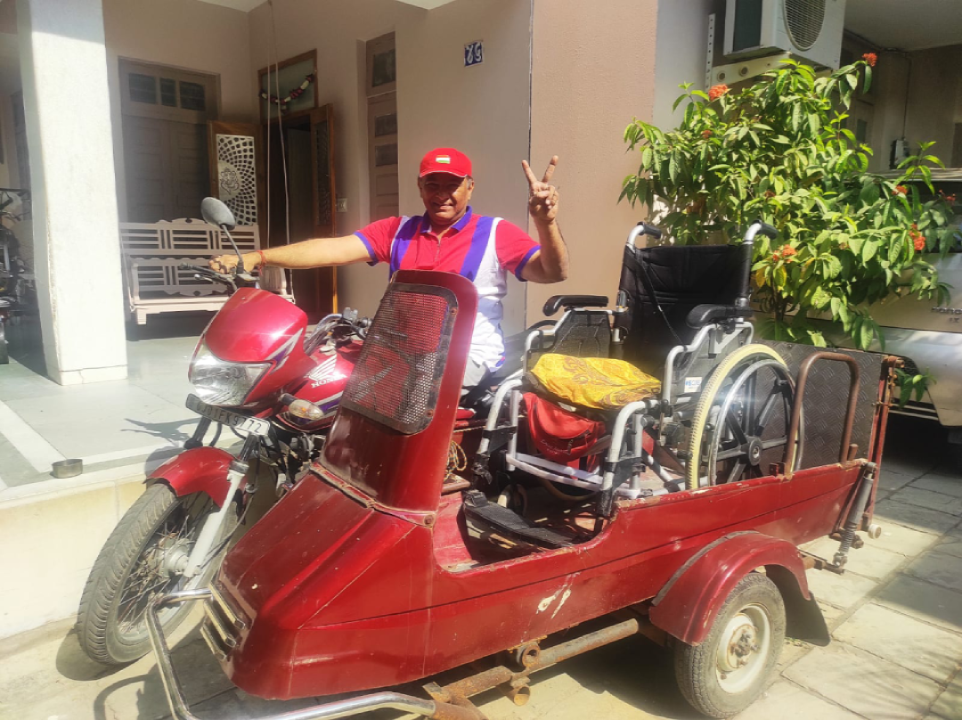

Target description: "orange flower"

left=708, top=84, right=729, bottom=101
left=772, top=252, right=781, bottom=262
left=701, top=130, right=713, bottom=139
left=939, top=190, right=957, bottom=204
left=862, top=53, right=877, bottom=67
left=781, top=245, right=797, bottom=258
left=914, top=235, right=926, bottom=252
left=894, top=185, right=908, bottom=196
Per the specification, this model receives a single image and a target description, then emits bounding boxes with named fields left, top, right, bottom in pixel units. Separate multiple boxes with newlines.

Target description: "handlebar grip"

left=755, top=221, right=778, bottom=239
left=638, top=222, right=663, bottom=240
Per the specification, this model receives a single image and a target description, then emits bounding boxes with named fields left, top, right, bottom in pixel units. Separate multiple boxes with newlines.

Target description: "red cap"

left=419, top=147, right=472, bottom=178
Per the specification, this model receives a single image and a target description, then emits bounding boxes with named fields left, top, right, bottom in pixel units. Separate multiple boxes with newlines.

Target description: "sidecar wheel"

left=673, top=573, right=785, bottom=718
left=77, top=483, right=236, bottom=665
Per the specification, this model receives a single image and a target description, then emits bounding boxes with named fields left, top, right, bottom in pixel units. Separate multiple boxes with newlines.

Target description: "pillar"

left=17, top=0, right=127, bottom=384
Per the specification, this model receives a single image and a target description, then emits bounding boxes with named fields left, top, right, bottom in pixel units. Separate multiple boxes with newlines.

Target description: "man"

left=211, top=147, right=568, bottom=388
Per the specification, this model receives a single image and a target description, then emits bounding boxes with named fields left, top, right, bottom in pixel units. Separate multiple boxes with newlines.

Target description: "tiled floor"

left=0, top=316, right=210, bottom=489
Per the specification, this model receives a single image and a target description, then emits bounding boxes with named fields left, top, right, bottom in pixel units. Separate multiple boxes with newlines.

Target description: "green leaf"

left=862, top=240, right=879, bottom=263
left=859, top=318, right=875, bottom=350
left=811, top=286, right=831, bottom=309
left=859, top=181, right=880, bottom=206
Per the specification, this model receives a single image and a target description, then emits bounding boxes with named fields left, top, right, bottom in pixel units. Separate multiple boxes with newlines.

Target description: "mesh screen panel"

left=340, top=284, right=456, bottom=434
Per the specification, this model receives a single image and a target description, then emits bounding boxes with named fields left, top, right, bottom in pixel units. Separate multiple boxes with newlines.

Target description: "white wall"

left=652, top=0, right=717, bottom=130
left=102, top=0, right=254, bottom=221
left=396, top=0, right=532, bottom=333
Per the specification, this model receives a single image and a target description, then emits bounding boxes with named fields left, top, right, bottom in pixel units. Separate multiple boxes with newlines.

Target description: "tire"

left=77, top=483, right=236, bottom=665
left=674, top=573, right=786, bottom=718
left=686, top=344, right=795, bottom=489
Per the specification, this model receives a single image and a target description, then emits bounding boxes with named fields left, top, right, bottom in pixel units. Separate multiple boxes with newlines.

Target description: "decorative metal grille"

left=216, top=134, right=258, bottom=226
left=784, top=0, right=825, bottom=51
left=313, top=119, right=333, bottom=229
left=340, top=283, right=457, bottom=434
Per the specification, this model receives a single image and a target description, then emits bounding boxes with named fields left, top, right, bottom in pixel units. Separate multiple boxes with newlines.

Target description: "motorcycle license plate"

left=186, top=394, right=271, bottom=437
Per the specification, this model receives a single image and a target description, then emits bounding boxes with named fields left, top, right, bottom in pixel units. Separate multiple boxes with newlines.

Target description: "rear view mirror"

left=201, top=197, right=236, bottom=231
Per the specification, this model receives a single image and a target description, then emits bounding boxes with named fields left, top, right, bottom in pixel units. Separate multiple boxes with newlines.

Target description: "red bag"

left=523, top=393, right=606, bottom=464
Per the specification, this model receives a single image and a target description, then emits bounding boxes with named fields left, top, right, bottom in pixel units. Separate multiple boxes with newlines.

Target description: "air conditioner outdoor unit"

left=724, top=0, right=846, bottom=70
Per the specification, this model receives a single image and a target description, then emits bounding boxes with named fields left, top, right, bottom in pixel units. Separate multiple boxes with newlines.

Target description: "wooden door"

left=309, top=105, right=337, bottom=238
left=368, top=94, right=399, bottom=221
left=207, top=121, right=266, bottom=230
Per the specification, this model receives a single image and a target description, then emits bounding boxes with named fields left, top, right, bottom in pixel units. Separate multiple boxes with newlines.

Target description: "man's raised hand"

left=522, top=155, right=560, bottom=225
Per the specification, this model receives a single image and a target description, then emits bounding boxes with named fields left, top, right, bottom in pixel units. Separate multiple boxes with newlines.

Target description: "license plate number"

left=186, top=394, right=271, bottom=436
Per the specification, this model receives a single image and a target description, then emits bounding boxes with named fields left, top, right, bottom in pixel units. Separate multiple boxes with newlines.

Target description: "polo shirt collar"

left=422, top=206, right=474, bottom=235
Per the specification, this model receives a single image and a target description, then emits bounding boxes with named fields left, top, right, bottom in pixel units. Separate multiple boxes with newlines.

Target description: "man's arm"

left=210, top=234, right=372, bottom=273
left=520, top=157, right=568, bottom=283
left=521, top=219, right=568, bottom=283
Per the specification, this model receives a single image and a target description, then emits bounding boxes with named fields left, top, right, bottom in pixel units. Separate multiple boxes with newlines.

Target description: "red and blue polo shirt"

left=355, top=207, right=539, bottom=370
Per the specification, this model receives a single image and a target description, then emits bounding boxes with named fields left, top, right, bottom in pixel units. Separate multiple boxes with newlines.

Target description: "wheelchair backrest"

left=616, top=244, right=744, bottom=377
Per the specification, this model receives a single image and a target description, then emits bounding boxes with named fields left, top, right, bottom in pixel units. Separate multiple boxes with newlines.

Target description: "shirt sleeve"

left=494, top=220, right=540, bottom=280
left=354, top=217, right=401, bottom=266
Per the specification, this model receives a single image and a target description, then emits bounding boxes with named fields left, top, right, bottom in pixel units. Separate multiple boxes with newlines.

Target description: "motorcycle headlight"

left=189, top=340, right=270, bottom=407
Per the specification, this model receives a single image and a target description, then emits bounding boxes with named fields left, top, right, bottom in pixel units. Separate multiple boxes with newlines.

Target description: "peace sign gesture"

left=522, top=155, right=560, bottom=226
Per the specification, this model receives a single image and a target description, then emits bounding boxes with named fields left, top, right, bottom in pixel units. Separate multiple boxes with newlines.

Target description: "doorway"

left=263, top=111, right=337, bottom=322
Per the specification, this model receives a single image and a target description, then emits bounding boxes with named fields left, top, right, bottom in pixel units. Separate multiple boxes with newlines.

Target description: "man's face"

left=418, top=173, right=474, bottom=226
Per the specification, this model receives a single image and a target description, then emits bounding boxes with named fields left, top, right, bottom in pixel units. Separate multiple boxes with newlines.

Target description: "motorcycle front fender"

left=149, top=447, right=237, bottom=508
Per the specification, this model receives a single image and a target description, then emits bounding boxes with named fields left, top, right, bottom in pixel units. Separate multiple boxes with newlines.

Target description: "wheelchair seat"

left=528, top=353, right=661, bottom=412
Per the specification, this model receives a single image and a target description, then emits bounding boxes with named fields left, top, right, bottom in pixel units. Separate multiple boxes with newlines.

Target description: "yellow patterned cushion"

left=530, top=354, right=661, bottom=410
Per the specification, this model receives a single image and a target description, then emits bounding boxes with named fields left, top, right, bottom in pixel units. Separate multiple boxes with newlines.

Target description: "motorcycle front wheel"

left=77, top=483, right=237, bottom=665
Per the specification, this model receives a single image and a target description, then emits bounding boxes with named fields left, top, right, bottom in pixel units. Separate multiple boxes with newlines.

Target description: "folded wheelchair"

left=471, top=221, right=802, bottom=526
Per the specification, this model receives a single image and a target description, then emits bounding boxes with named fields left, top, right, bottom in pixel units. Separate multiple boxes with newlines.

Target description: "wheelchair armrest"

left=543, top=295, right=610, bottom=317
left=686, top=303, right=753, bottom=329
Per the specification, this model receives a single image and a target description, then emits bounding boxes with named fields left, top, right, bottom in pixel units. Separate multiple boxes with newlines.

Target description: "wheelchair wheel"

left=686, top=345, right=797, bottom=489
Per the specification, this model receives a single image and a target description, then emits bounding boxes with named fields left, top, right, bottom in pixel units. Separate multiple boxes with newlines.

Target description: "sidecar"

left=147, top=264, right=894, bottom=720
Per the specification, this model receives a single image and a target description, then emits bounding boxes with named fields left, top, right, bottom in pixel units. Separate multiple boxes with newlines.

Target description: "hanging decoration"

left=259, top=73, right=315, bottom=111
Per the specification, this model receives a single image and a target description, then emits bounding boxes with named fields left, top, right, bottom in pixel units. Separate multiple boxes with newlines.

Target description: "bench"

left=120, top=218, right=292, bottom=324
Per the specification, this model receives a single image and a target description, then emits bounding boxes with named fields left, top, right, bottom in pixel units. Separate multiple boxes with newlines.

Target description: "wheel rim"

left=714, top=603, right=772, bottom=694
left=113, top=493, right=218, bottom=643
left=703, top=359, right=796, bottom=486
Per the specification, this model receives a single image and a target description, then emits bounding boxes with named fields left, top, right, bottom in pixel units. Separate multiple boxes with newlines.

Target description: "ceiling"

left=846, top=0, right=962, bottom=51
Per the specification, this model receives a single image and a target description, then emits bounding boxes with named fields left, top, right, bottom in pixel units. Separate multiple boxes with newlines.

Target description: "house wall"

left=528, top=0, right=660, bottom=319
left=102, top=0, right=254, bottom=220
left=395, top=0, right=532, bottom=332
left=870, top=45, right=962, bottom=171
left=248, top=0, right=532, bottom=331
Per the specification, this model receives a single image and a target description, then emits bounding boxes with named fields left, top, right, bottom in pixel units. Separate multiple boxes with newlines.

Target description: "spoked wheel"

left=674, top=573, right=786, bottom=718
left=686, top=344, right=799, bottom=489
left=77, top=483, right=237, bottom=664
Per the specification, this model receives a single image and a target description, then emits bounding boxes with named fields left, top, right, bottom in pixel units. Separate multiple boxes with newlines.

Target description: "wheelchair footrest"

left=462, top=490, right=573, bottom=549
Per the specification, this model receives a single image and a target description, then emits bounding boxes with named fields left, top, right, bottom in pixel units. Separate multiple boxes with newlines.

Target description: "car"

left=863, top=173, right=962, bottom=446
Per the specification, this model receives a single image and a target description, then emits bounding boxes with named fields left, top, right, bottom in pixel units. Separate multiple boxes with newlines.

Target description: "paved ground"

left=1, top=415, right=960, bottom=720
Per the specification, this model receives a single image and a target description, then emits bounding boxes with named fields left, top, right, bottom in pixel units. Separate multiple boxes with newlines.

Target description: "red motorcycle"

left=77, top=198, right=367, bottom=665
